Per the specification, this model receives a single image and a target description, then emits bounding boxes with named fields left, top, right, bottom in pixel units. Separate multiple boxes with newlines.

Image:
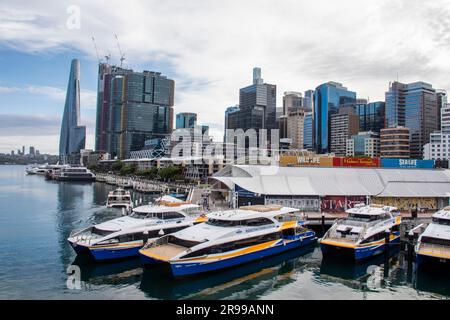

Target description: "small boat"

left=320, top=204, right=401, bottom=261
left=117, top=179, right=133, bottom=189
left=67, top=195, right=206, bottom=261
left=54, top=166, right=96, bottom=182
left=139, top=205, right=317, bottom=277
left=415, top=206, right=450, bottom=266
left=106, top=188, right=133, bottom=211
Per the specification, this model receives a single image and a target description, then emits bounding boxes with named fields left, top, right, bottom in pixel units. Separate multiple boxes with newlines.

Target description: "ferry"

left=106, top=188, right=133, bottom=211
left=139, top=205, right=317, bottom=277
left=54, top=166, right=96, bottom=182
left=415, top=206, right=450, bottom=266
left=320, top=204, right=401, bottom=261
left=67, top=196, right=206, bottom=261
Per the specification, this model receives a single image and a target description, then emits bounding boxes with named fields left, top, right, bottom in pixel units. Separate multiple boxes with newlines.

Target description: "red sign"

left=321, top=196, right=367, bottom=212
left=333, top=157, right=380, bottom=168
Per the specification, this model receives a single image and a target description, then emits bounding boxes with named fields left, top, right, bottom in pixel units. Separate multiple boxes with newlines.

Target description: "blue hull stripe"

left=90, top=246, right=142, bottom=261
left=169, top=236, right=317, bottom=277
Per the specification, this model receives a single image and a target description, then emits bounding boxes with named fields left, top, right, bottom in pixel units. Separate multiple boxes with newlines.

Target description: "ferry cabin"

left=139, top=205, right=317, bottom=277
left=320, top=204, right=401, bottom=261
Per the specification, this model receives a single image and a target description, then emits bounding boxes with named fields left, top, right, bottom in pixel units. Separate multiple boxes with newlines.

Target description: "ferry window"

left=130, top=211, right=148, bottom=219
left=421, top=236, right=450, bottom=246
left=162, top=212, right=184, bottom=220
left=432, top=218, right=450, bottom=226
left=243, top=218, right=274, bottom=226
left=206, top=219, right=240, bottom=227
left=167, top=235, right=201, bottom=248
left=92, top=227, right=114, bottom=237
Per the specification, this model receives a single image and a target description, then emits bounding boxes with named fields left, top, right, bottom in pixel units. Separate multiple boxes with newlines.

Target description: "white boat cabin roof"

left=433, top=206, right=450, bottom=220
left=346, top=204, right=398, bottom=216
left=206, top=205, right=298, bottom=221
left=132, top=202, right=200, bottom=214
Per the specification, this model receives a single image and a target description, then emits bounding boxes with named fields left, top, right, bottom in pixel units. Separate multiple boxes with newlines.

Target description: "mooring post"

left=143, top=230, right=149, bottom=245
left=321, top=213, right=325, bottom=235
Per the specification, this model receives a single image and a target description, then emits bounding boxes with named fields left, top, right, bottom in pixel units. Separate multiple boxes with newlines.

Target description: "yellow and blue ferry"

left=67, top=196, right=206, bottom=261
left=139, top=205, right=317, bottom=277
left=320, top=204, right=401, bottom=261
left=415, top=206, right=450, bottom=266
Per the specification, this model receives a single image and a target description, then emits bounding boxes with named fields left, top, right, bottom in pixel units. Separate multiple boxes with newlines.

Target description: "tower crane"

left=114, top=33, right=126, bottom=67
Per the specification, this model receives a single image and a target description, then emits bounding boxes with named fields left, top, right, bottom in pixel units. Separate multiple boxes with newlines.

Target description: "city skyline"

left=1, top=0, right=450, bottom=154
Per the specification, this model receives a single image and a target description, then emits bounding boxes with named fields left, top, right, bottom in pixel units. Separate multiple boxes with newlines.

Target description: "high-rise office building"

left=355, top=100, right=385, bottom=133
left=225, top=68, right=277, bottom=140
left=176, top=112, right=197, bottom=129
left=29, top=146, right=35, bottom=156
left=283, top=91, right=303, bottom=116
left=385, top=81, right=438, bottom=158
left=303, top=90, right=314, bottom=110
left=380, top=126, right=410, bottom=158
left=59, top=59, right=86, bottom=161
left=329, top=106, right=360, bottom=156
left=424, top=104, right=450, bottom=161
left=313, top=82, right=356, bottom=154
left=287, top=107, right=305, bottom=149
left=95, top=63, right=174, bottom=159
left=303, top=112, right=313, bottom=150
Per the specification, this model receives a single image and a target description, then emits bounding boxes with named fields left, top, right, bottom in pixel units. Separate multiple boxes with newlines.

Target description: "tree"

left=120, top=164, right=136, bottom=176
left=111, top=160, right=124, bottom=172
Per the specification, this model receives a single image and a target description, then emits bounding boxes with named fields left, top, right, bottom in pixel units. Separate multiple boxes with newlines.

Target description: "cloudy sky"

left=1, top=0, right=450, bottom=154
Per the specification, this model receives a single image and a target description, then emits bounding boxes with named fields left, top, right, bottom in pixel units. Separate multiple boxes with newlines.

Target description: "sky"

left=1, top=0, right=450, bottom=154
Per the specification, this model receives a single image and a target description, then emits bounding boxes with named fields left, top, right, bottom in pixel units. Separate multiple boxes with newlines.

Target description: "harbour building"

left=423, top=104, right=450, bottom=165
left=59, top=59, right=86, bottom=163
left=380, top=126, right=410, bottom=158
left=211, top=165, right=450, bottom=212
left=313, top=82, right=356, bottom=154
left=95, top=63, right=174, bottom=159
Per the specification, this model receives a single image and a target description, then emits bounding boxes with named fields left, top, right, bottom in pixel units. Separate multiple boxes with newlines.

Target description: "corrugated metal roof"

left=211, top=165, right=450, bottom=197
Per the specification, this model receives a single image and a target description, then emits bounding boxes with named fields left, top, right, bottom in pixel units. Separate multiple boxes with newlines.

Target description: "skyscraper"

left=385, top=81, right=439, bottom=158
left=355, top=100, right=385, bottom=133
left=313, top=82, right=356, bottom=154
left=303, top=90, right=314, bottom=110
left=176, top=112, right=197, bottom=129
left=283, top=91, right=303, bottom=116
left=59, top=59, right=86, bottom=160
left=303, top=112, right=313, bottom=150
left=330, top=106, right=360, bottom=156
left=225, top=68, right=277, bottom=139
left=95, top=64, right=174, bottom=159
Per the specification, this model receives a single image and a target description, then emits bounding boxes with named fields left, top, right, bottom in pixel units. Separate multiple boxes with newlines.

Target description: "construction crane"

left=114, top=33, right=125, bottom=67
left=91, top=36, right=101, bottom=63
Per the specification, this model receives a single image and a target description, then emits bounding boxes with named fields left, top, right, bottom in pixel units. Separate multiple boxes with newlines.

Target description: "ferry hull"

left=416, top=253, right=450, bottom=267
left=89, top=245, right=143, bottom=261
left=68, top=241, right=90, bottom=255
left=321, top=236, right=400, bottom=261
left=169, top=235, right=317, bottom=277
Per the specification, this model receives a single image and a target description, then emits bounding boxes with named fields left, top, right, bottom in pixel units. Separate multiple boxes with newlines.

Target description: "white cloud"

left=1, top=0, right=450, bottom=137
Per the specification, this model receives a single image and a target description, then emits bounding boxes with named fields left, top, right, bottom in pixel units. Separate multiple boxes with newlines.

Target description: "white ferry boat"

left=320, top=204, right=401, bottom=261
left=106, top=188, right=133, bottom=211
left=67, top=196, right=206, bottom=261
left=54, top=167, right=96, bottom=182
left=139, top=205, right=317, bottom=277
left=415, top=206, right=450, bottom=266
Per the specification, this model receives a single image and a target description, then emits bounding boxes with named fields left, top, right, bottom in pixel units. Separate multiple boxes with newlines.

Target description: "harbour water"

left=0, top=165, right=448, bottom=300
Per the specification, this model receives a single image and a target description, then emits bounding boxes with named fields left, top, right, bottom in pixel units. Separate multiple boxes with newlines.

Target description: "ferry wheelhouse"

left=67, top=196, right=206, bottom=261
left=320, top=204, right=401, bottom=261
left=139, top=205, right=317, bottom=277
left=106, top=188, right=133, bottom=211
left=415, top=206, right=450, bottom=266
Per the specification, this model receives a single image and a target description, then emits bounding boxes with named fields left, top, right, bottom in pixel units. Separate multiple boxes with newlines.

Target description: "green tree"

left=111, top=160, right=124, bottom=172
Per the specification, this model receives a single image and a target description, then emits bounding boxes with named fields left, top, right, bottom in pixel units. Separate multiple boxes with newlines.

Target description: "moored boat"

left=320, top=204, right=401, bottom=261
left=106, top=188, right=133, bottom=211
left=139, top=205, right=317, bottom=277
left=415, top=206, right=450, bottom=266
left=67, top=195, right=206, bottom=261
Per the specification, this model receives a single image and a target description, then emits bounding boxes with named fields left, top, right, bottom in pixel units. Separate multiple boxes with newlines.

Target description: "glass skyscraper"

left=303, top=112, right=313, bottom=150
left=176, top=112, right=197, bottom=129
left=385, top=81, right=438, bottom=158
left=313, top=82, right=356, bottom=154
left=355, top=101, right=385, bottom=133
left=95, top=64, right=174, bottom=159
left=59, top=59, right=86, bottom=161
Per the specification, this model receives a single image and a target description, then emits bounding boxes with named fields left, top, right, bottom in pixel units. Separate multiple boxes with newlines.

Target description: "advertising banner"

left=380, top=158, right=434, bottom=169
left=333, top=157, right=380, bottom=168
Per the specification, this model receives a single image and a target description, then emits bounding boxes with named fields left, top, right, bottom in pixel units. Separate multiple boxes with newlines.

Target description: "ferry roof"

left=132, top=202, right=200, bottom=214
left=212, top=165, right=450, bottom=197
left=206, top=206, right=298, bottom=221
left=422, top=222, right=450, bottom=241
left=346, top=204, right=398, bottom=216
left=433, top=207, right=450, bottom=220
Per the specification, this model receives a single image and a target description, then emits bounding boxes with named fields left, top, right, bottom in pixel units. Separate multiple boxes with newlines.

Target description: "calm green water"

left=0, top=165, right=448, bottom=300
